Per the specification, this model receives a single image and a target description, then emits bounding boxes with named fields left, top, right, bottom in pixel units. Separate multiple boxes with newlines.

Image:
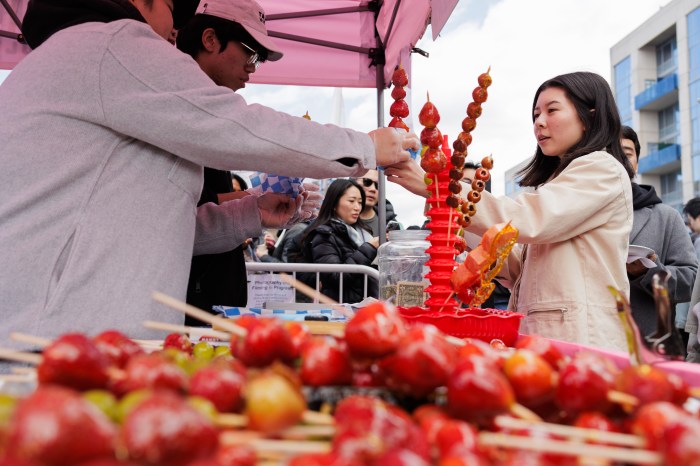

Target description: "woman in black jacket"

left=302, top=179, right=379, bottom=303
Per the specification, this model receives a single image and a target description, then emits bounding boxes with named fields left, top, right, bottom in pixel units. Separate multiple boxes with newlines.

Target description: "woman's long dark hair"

left=301, top=179, right=366, bottom=248
left=518, top=71, right=635, bottom=187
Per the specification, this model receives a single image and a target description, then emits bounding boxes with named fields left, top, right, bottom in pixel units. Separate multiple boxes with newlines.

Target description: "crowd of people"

left=3, top=0, right=700, bottom=363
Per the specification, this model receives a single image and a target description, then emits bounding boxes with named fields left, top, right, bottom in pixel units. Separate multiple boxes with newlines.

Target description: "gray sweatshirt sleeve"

left=193, top=195, right=261, bottom=256
left=99, top=23, right=375, bottom=179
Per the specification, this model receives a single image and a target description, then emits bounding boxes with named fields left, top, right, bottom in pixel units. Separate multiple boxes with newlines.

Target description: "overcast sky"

left=0, top=0, right=671, bottom=228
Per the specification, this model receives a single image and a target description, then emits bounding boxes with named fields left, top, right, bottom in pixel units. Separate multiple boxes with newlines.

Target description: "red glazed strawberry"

left=38, top=333, right=111, bottom=391
left=615, top=365, right=674, bottom=407
left=6, top=386, right=115, bottom=466
left=116, top=352, right=188, bottom=395
left=514, top=335, right=565, bottom=370
left=93, top=329, right=144, bottom=369
left=163, top=333, right=193, bottom=355
left=215, top=443, right=257, bottom=466
left=284, top=321, right=311, bottom=360
left=503, top=349, right=557, bottom=407
left=383, top=324, right=456, bottom=398
left=388, top=116, right=410, bottom=132
left=418, top=97, right=440, bottom=128
left=345, top=302, right=406, bottom=359
left=189, top=359, right=245, bottom=413
left=555, top=352, right=617, bottom=415
left=232, top=317, right=295, bottom=368
left=390, top=100, right=410, bottom=118
left=434, top=419, right=479, bottom=460
left=391, top=86, right=407, bottom=101
left=300, top=336, right=353, bottom=386
left=392, top=65, right=409, bottom=87
left=447, top=355, right=515, bottom=423
left=121, top=391, right=218, bottom=465
left=420, top=148, right=447, bottom=174
left=420, top=127, right=443, bottom=149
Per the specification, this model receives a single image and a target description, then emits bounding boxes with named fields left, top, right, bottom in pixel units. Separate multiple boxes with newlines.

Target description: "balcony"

left=634, top=74, right=678, bottom=111
left=638, top=143, right=681, bottom=175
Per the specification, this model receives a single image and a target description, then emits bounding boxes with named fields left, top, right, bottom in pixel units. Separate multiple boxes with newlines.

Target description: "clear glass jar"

left=378, top=229, right=430, bottom=308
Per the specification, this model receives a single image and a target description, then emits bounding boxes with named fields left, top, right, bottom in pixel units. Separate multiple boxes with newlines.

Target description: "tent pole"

left=377, top=56, right=387, bottom=246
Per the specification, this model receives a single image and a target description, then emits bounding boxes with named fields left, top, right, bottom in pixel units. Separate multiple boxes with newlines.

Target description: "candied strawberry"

left=93, top=329, right=144, bottom=369
left=38, top=333, right=111, bottom=390
left=121, top=391, right=218, bottom=465
left=345, top=302, right=406, bottom=359
left=6, top=386, right=115, bottom=466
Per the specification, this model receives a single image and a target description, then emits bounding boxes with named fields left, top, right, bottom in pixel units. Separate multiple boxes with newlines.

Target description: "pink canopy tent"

left=1, top=0, right=458, bottom=117
left=0, top=0, right=459, bottom=238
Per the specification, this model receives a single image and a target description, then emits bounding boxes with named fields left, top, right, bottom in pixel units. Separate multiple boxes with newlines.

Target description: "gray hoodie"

left=0, top=17, right=374, bottom=346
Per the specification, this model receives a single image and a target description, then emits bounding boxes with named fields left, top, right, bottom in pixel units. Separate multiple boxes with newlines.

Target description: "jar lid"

left=388, top=229, right=430, bottom=241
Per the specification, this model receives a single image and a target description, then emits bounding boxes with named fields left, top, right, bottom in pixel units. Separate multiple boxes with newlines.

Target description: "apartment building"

left=611, top=0, right=700, bottom=211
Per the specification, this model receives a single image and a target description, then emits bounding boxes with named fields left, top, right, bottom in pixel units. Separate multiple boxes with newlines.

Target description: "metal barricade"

left=245, top=262, right=379, bottom=304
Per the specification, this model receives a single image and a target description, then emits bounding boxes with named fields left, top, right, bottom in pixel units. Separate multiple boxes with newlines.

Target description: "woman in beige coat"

left=388, top=72, right=635, bottom=352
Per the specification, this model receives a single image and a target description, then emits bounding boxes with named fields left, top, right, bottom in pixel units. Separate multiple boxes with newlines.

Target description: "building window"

left=658, top=104, right=680, bottom=144
left=656, top=37, right=677, bottom=78
left=614, top=56, right=632, bottom=127
left=689, top=7, right=700, bottom=186
left=661, top=170, right=683, bottom=210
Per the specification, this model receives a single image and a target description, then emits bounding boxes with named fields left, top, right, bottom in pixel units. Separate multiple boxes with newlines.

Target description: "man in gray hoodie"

left=0, top=0, right=418, bottom=347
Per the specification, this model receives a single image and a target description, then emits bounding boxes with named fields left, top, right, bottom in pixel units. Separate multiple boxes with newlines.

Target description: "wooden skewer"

left=143, top=320, right=230, bottom=340
left=221, top=435, right=332, bottom=455
left=11, top=367, right=36, bottom=375
left=495, top=415, right=646, bottom=448
left=152, top=291, right=246, bottom=337
left=0, top=348, right=42, bottom=365
left=0, top=373, right=36, bottom=383
left=277, top=273, right=339, bottom=306
left=478, top=431, right=661, bottom=465
left=217, top=411, right=335, bottom=430
left=607, top=389, right=639, bottom=407
left=10, top=332, right=50, bottom=348
left=302, top=410, right=335, bottom=426
left=508, top=403, right=543, bottom=423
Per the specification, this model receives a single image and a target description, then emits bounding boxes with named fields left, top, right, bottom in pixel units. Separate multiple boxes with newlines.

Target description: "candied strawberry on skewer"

left=332, top=395, right=430, bottom=464
left=300, top=336, right=354, bottom=387
left=189, top=358, right=246, bottom=413
left=92, top=330, right=144, bottom=369
left=38, top=333, right=113, bottom=391
left=120, top=391, right=218, bottom=466
left=502, top=349, right=558, bottom=409
left=344, top=302, right=406, bottom=360
left=381, top=324, right=457, bottom=398
left=388, top=65, right=411, bottom=132
left=447, top=354, right=541, bottom=426
left=6, top=386, right=116, bottom=466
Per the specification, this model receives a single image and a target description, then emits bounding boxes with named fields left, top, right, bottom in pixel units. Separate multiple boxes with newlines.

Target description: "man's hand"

left=256, top=193, right=302, bottom=228
left=384, top=158, right=430, bottom=198
left=368, top=128, right=420, bottom=167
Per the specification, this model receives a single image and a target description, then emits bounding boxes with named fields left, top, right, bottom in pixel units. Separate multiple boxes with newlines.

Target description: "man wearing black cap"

left=0, top=0, right=418, bottom=347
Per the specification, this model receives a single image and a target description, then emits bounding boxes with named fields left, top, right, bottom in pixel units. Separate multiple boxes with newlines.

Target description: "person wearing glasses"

left=176, top=1, right=317, bottom=319
left=354, top=170, right=399, bottom=236
left=0, top=0, right=419, bottom=349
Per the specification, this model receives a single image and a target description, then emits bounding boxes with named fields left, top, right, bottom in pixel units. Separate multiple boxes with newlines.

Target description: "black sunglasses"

left=356, top=178, right=378, bottom=189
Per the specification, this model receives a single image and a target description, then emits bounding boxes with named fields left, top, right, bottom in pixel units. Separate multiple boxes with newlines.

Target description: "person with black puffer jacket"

left=301, top=179, right=379, bottom=303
